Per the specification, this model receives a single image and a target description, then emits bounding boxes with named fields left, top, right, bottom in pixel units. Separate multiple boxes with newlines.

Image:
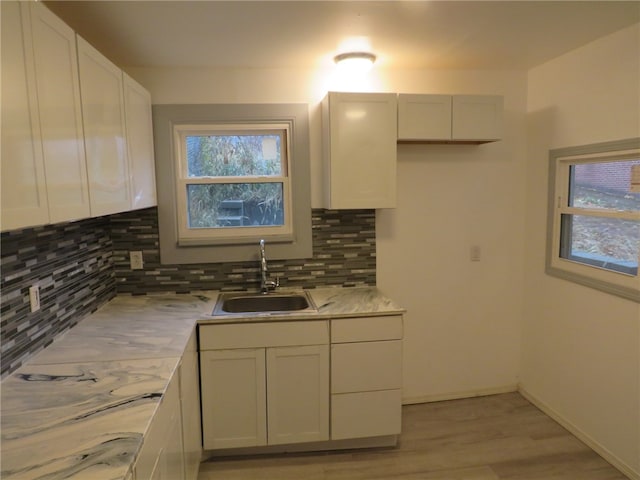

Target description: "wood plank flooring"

left=197, top=392, right=628, bottom=480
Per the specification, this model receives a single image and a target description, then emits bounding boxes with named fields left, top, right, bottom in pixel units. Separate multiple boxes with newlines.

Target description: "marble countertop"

left=0, top=287, right=403, bottom=480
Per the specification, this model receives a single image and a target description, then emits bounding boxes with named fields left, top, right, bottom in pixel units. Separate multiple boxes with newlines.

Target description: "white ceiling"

left=45, top=1, right=640, bottom=71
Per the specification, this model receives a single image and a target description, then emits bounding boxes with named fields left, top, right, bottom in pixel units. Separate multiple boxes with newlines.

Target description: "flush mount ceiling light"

left=334, top=52, right=377, bottom=71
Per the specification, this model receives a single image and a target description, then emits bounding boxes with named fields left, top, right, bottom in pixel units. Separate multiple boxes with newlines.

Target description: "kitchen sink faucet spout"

left=259, top=239, right=279, bottom=293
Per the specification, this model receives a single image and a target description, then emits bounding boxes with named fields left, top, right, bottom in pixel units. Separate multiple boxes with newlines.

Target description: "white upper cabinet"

left=1, top=3, right=156, bottom=232
left=322, top=92, right=397, bottom=209
left=398, top=94, right=503, bottom=143
left=397, top=94, right=452, bottom=142
left=123, top=73, right=157, bottom=210
left=1, top=1, right=49, bottom=231
left=16, top=2, right=91, bottom=226
left=451, top=95, right=503, bottom=141
left=77, top=36, right=131, bottom=217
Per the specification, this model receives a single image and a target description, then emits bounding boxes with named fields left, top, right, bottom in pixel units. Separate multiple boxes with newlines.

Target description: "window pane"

left=570, top=159, right=640, bottom=211
left=186, top=134, right=282, bottom=177
left=561, top=214, right=639, bottom=275
left=187, top=183, right=284, bottom=228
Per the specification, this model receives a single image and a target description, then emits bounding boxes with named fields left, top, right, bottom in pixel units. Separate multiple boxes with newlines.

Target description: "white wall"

left=523, top=23, right=640, bottom=478
left=129, top=65, right=528, bottom=404
left=377, top=70, right=528, bottom=402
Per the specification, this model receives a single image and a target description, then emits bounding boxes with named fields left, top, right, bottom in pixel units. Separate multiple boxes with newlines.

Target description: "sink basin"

left=213, top=291, right=316, bottom=315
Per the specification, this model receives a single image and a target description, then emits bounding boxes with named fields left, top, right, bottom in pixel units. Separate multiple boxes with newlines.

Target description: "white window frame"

left=546, top=138, right=640, bottom=303
left=174, top=124, right=293, bottom=245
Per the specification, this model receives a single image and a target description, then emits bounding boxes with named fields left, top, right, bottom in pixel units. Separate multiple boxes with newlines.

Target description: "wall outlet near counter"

left=130, top=251, right=144, bottom=270
left=29, top=285, right=40, bottom=312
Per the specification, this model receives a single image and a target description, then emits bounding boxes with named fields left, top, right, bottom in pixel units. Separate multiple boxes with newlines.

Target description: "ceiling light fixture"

left=334, top=52, right=377, bottom=70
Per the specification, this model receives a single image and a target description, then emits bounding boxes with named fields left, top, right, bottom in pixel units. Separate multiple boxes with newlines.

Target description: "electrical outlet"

left=29, top=285, right=40, bottom=312
left=130, top=251, right=144, bottom=270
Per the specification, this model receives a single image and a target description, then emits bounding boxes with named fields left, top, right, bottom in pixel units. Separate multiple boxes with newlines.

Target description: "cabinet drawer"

left=199, top=321, right=329, bottom=350
left=331, top=390, right=401, bottom=440
left=331, top=340, right=402, bottom=393
left=331, top=315, right=402, bottom=343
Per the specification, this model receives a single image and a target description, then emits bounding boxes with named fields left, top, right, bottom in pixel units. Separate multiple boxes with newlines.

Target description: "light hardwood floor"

left=198, top=392, right=628, bottom=479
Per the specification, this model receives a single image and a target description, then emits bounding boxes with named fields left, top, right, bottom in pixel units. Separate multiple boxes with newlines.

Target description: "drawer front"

left=199, top=321, right=329, bottom=350
left=331, top=340, right=402, bottom=393
left=331, top=390, right=401, bottom=440
left=331, top=315, right=402, bottom=343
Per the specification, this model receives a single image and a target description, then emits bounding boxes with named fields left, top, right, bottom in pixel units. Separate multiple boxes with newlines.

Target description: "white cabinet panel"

left=199, top=323, right=329, bottom=450
left=1, top=1, right=49, bottom=231
left=331, top=315, right=403, bottom=343
left=123, top=73, right=157, bottom=210
left=134, top=374, right=184, bottom=480
left=329, top=315, right=403, bottom=442
left=452, top=95, right=503, bottom=141
left=331, top=340, right=402, bottom=393
left=199, top=321, right=329, bottom=350
left=323, top=92, right=397, bottom=209
left=200, top=348, right=267, bottom=449
left=26, top=2, right=90, bottom=223
left=179, top=332, right=201, bottom=480
left=266, top=345, right=329, bottom=445
left=77, top=36, right=131, bottom=217
left=397, top=94, right=451, bottom=141
left=397, top=94, right=503, bottom=143
left=331, top=390, right=402, bottom=440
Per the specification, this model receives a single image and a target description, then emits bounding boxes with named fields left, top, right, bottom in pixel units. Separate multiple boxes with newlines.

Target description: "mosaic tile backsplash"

left=111, top=208, right=376, bottom=294
left=1, top=207, right=375, bottom=377
left=1, top=218, right=115, bottom=378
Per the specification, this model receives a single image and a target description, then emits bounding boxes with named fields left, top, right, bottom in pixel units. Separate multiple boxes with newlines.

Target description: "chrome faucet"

left=259, top=239, right=278, bottom=293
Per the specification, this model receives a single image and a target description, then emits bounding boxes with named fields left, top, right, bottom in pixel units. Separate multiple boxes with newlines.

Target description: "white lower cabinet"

left=179, top=331, right=202, bottom=480
left=133, top=331, right=200, bottom=480
left=200, top=348, right=267, bottom=449
left=199, top=321, right=330, bottom=450
left=330, top=316, right=403, bottom=441
left=134, top=372, right=184, bottom=480
left=266, top=345, right=329, bottom=445
left=199, top=315, right=402, bottom=454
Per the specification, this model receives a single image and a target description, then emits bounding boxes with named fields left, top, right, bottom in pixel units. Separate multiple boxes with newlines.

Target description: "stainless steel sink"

left=212, top=291, right=316, bottom=315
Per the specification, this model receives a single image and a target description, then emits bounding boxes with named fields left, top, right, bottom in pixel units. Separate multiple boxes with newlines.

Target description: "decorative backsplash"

left=111, top=207, right=376, bottom=294
left=0, top=218, right=115, bottom=378
left=0, top=207, right=376, bottom=378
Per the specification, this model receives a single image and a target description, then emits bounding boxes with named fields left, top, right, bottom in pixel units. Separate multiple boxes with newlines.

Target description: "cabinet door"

left=77, top=36, right=131, bottom=217
left=397, top=94, right=452, bottom=141
left=179, top=332, right=201, bottom=480
left=163, top=377, right=186, bottom=480
left=200, top=348, right=267, bottom=449
left=1, top=1, right=49, bottom=231
left=324, top=92, right=397, bottom=209
left=134, top=373, right=183, bottom=480
left=266, top=345, right=329, bottom=445
left=123, top=73, right=157, bottom=210
left=451, top=95, right=503, bottom=141
left=27, top=2, right=91, bottom=223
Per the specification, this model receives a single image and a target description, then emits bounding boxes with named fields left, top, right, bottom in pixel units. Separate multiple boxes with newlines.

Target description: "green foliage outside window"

left=185, top=134, right=285, bottom=228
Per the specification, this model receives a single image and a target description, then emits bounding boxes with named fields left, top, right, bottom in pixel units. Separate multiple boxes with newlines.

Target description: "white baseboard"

left=519, top=386, right=638, bottom=480
left=402, top=384, right=518, bottom=405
